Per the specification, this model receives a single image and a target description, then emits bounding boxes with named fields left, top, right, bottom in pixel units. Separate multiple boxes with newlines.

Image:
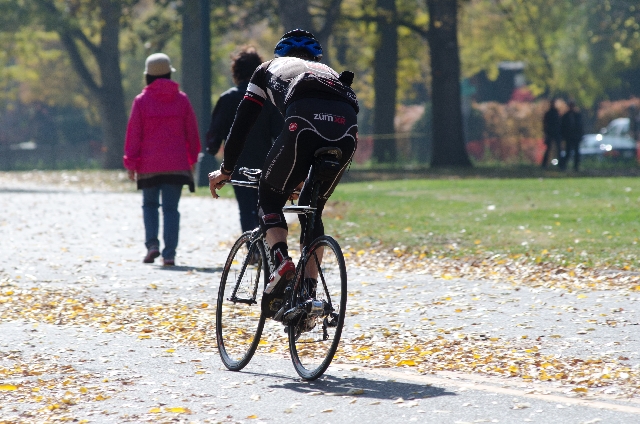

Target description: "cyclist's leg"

left=257, top=125, right=312, bottom=311
left=300, top=157, right=355, bottom=281
left=258, top=105, right=317, bottom=265
left=295, top=102, right=357, bottom=280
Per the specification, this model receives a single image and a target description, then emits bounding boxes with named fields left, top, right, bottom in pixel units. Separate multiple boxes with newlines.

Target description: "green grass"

left=322, top=177, right=640, bottom=270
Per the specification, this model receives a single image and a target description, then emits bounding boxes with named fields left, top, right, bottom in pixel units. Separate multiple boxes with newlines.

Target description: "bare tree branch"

left=32, top=0, right=101, bottom=94
left=58, top=31, right=100, bottom=95
left=342, top=12, right=429, bottom=39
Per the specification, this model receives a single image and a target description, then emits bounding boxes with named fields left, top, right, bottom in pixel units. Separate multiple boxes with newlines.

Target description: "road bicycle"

left=215, top=147, right=348, bottom=380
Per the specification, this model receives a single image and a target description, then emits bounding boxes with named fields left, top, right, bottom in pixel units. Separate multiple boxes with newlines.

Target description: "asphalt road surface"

left=1, top=176, right=640, bottom=423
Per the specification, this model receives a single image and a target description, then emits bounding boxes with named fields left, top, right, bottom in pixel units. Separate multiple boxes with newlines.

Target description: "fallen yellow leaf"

left=166, top=407, right=191, bottom=413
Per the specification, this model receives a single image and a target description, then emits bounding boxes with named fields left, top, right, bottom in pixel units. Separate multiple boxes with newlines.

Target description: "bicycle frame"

left=228, top=158, right=332, bottom=318
left=219, top=150, right=346, bottom=379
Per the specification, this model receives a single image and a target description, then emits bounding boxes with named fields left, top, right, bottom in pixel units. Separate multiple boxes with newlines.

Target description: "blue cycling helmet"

left=274, top=29, right=323, bottom=61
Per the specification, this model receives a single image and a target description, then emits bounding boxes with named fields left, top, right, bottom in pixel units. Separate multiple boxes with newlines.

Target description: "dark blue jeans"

left=142, top=184, right=182, bottom=259
left=233, top=185, right=259, bottom=233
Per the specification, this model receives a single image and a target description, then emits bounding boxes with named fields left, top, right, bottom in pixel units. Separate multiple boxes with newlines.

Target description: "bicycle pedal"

left=324, top=312, right=339, bottom=328
left=282, top=306, right=304, bottom=325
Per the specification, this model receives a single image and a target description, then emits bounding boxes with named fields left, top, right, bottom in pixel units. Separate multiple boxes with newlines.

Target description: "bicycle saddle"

left=314, top=147, right=342, bottom=160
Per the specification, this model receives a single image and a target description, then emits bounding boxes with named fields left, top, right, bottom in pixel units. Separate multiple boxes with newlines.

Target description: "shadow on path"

left=242, top=370, right=455, bottom=401
left=159, top=265, right=224, bottom=273
left=0, top=188, right=73, bottom=194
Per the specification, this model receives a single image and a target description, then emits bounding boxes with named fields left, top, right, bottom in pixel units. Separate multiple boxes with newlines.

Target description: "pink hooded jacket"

left=123, top=79, right=201, bottom=173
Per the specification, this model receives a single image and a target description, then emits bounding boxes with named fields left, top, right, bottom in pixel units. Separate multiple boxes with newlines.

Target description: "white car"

left=580, top=118, right=637, bottom=160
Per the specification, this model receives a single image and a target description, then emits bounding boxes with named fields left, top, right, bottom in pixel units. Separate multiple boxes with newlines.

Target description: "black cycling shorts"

left=257, top=97, right=358, bottom=244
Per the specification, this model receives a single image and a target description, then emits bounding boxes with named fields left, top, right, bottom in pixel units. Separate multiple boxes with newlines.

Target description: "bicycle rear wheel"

left=289, top=235, right=347, bottom=380
left=216, top=231, right=267, bottom=371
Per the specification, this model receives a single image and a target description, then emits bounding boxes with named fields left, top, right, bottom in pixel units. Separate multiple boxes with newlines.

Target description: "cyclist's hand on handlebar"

left=208, top=170, right=230, bottom=199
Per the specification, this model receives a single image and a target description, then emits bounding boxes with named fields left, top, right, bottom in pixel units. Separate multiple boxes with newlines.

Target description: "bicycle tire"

left=216, top=231, right=267, bottom=371
left=288, top=235, right=347, bottom=380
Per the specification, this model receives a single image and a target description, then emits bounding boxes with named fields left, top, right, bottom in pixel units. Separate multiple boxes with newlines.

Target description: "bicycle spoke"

left=312, top=249, right=333, bottom=307
left=289, top=235, right=347, bottom=380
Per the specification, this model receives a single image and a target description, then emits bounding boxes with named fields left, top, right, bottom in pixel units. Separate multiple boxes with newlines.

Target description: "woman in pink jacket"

left=123, top=53, right=201, bottom=266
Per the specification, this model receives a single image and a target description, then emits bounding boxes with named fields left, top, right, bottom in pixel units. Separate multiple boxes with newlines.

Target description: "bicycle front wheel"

left=289, top=235, right=347, bottom=380
left=216, top=231, right=267, bottom=371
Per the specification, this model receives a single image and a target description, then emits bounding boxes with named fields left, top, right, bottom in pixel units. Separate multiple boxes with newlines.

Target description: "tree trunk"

left=427, top=0, right=472, bottom=167
left=276, top=0, right=344, bottom=65
left=181, top=0, right=213, bottom=186
left=96, top=0, right=127, bottom=169
left=39, top=0, right=129, bottom=169
left=277, top=0, right=313, bottom=33
left=372, top=0, right=398, bottom=163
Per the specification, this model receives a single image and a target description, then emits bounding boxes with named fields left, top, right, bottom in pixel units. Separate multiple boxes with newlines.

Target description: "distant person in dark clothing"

left=540, top=98, right=561, bottom=168
left=560, top=100, right=583, bottom=171
left=206, top=47, right=284, bottom=233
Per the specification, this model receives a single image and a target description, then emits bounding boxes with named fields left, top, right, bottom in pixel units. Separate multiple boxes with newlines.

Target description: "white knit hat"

left=144, top=53, right=176, bottom=76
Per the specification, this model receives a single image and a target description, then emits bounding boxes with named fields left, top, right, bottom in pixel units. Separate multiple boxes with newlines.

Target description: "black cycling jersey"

left=245, top=57, right=358, bottom=115
left=221, top=57, right=358, bottom=173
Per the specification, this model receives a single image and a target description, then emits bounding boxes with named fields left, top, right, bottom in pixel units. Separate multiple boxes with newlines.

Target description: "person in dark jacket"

left=540, top=98, right=561, bottom=168
left=559, top=100, right=583, bottom=171
left=206, top=47, right=283, bottom=233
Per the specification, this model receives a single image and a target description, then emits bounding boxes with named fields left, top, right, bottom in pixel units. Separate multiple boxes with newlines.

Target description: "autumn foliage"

left=596, top=97, right=640, bottom=130
left=468, top=101, right=547, bottom=164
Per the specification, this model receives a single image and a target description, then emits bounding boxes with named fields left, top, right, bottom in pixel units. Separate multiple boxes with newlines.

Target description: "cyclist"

left=208, top=29, right=358, bottom=314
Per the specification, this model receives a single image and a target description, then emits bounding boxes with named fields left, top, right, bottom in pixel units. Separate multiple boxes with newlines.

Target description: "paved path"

left=1, top=178, right=640, bottom=423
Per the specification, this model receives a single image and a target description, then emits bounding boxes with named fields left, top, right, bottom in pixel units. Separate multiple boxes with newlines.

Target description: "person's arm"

left=123, top=98, right=142, bottom=180
left=543, top=111, right=550, bottom=135
left=219, top=97, right=263, bottom=172
left=219, top=68, right=269, bottom=173
left=210, top=68, right=268, bottom=198
left=576, top=112, right=584, bottom=138
left=269, top=103, right=284, bottom=141
left=206, top=95, right=233, bottom=156
left=184, top=97, right=201, bottom=166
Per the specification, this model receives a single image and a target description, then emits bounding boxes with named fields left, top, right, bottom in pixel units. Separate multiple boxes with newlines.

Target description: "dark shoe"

left=163, top=258, right=175, bottom=266
left=262, top=258, right=295, bottom=317
left=143, top=247, right=160, bottom=263
left=265, top=258, right=295, bottom=294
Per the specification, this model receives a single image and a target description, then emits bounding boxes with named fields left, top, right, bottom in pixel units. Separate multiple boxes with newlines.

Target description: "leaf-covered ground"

left=2, top=171, right=640, bottom=422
